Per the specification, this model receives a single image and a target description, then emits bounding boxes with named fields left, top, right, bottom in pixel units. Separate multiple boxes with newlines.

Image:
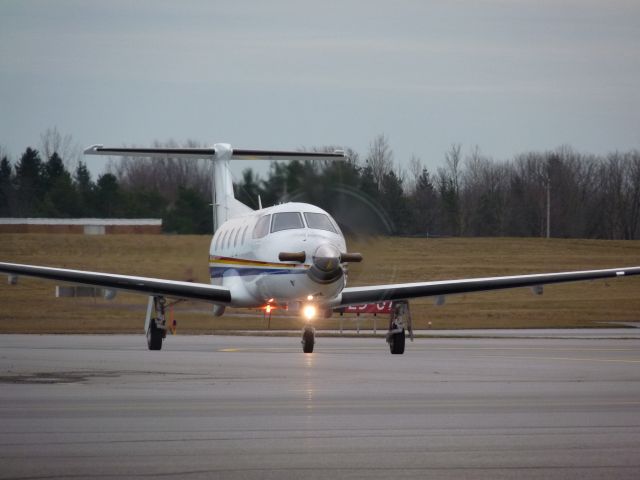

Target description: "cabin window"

left=241, top=225, right=248, bottom=244
left=233, top=228, right=240, bottom=247
left=304, top=212, right=337, bottom=233
left=272, top=212, right=304, bottom=233
left=253, top=215, right=271, bottom=239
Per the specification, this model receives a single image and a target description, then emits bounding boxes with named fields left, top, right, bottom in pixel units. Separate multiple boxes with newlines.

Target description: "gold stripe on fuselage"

left=209, top=255, right=309, bottom=269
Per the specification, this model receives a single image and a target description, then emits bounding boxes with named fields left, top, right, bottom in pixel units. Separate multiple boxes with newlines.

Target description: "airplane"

left=1, top=142, right=640, bottom=354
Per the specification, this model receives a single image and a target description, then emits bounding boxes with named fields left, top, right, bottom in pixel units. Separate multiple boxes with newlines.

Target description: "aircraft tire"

left=389, top=330, right=405, bottom=355
left=302, top=329, right=315, bottom=353
left=147, top=321, right=163, bottom=351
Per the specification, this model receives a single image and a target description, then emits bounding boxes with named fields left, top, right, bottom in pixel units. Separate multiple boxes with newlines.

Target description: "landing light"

left=303, top=304, right=317, bottom=320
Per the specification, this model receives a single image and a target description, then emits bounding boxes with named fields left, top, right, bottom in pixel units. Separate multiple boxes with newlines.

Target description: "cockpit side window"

left=271, top=212, right=304, bottom=233
left=253, top=215, right=271, bottom=239
left=304, top=212, right=337, bottom=233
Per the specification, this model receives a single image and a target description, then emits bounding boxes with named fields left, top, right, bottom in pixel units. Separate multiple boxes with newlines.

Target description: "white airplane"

left=1, top=143, right=640, bottom=354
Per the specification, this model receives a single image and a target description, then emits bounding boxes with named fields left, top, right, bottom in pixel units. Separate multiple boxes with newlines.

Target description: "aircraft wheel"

left=147, top=321, right=163, bottom=351
left=389, top=330, right=405, bottom=355
left=302, top=328, right=315, bottom=353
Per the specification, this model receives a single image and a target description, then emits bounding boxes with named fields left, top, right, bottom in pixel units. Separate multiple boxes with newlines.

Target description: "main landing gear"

left=146, top=296, right=167, bottom=351
left=386, top=301, right=413, bottom=355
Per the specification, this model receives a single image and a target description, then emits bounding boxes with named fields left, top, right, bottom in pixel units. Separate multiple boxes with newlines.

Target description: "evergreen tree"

left=260, top=162, right=288, bottom=206
left=411, top=168, right=438, bottom=235
left=94, top=173, right=122, bottom=217
left=359, top=165, right=380, bottom=202
left=235, top=168, right=263, bottom=209
left=164, top=186, right=212, bottom=234
left=0, top=156, right=11, bottom=182
left=380, top=170, right=408, bottom=234
left=40, top=152, right=78, bottom=217
left=43, top=152, right=66, bottom=183
left=126, top=188, right=168, bottom=218
left=14, top=147, right=44, bottom=216
left=0, top=156, right=13, bottom=216
left=322, top=154, right=360, bottom=187
left=74, top=161, right=95, bottom=216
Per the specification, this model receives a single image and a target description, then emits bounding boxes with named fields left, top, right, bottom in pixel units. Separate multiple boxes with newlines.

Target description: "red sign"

left=338, top=302, right=393, bottom=314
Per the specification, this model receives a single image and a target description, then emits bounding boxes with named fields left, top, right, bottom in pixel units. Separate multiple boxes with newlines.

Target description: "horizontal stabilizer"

left=231, top=149, right=345, bottom=161
left=84, top=145, right=216, bottom=158
left=84, top=145, right=346, bottom=161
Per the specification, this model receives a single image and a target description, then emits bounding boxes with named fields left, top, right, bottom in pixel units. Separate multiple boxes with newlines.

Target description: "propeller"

left=278, top=251, right=363, bottom=263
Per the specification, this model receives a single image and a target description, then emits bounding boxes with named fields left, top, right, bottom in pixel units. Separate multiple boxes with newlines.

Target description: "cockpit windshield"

left=271, top=212, right=304, bottom=233
left=252, top=214, right=271, bottom=239
left=304, top=212, right=337, bottom=233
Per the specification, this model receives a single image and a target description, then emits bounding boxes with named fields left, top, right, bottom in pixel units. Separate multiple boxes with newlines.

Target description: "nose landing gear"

left=302, top=326, right=315, bottom=353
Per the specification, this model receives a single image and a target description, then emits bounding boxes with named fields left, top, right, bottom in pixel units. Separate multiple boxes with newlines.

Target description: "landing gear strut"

left=146, top=296, right=167, bottom=351
left=302, top=326, right=315, bottom=353
left=386, top=301, right=413, bottom=355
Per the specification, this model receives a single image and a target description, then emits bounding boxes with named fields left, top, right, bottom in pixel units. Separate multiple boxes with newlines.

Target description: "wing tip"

left=83, top=144, right=104, bottom=155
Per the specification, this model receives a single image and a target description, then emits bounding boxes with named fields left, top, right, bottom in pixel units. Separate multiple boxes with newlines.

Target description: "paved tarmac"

left=1, top=333, right=640, bottom=479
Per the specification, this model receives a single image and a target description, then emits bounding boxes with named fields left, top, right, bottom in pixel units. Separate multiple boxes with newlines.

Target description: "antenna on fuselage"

left=258, top=195, right=263, bottom=210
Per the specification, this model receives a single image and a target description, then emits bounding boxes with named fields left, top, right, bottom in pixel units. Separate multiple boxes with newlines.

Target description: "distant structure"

left=0, top=218, right=162, bottom=235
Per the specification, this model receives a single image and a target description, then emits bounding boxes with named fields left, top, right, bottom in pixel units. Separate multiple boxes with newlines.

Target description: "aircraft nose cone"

left=312, top=244, right=341, bottom=272
left=308, top=244, right=343, bottom=284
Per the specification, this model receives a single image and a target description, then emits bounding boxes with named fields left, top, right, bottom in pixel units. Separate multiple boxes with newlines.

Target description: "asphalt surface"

left=1, top=333, right=640, bottom=479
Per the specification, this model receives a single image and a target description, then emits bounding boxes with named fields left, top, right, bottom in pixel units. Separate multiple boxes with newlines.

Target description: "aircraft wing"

left=0, top=262, right=231, bottom=304
left=338, top=266, right=640, bottom=306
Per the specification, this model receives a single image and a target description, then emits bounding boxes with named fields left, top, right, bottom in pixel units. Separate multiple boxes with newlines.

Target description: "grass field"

left=1, top=234, right=640, bottom=333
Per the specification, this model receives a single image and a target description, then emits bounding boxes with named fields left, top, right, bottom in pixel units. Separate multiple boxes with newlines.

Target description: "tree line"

left=0, top=133, right=212, bottom=233
left=1, top=132, right=639, bottom=239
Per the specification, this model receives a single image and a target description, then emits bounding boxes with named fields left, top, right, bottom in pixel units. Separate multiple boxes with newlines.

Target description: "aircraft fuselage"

left=209, top=201, right=347, bottom=310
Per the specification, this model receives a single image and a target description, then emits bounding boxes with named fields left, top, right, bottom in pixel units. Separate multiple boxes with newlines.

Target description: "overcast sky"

left=1, top=0, right=639, bottom=180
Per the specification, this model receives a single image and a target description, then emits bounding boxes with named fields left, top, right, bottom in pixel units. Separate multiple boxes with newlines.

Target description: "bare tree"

left=365, top=134, right=394, bottom=190
left=405, top=155, right=423, bottom=195
left=110, top=139, right=211, bottom=202
left=435, top=143, right=463, bottom=235
left=461, top=147, right=509, bottom=235
left=40, top=127, right=80, bottom=168
left=625, top=151, right=640, bottom=239
left=598, top=150, right=640, bottom=240
left=505, top=152, right=547, bottom=236
left=546, top=146, right=597, bottom=238
left=445, top=143, right=462, bottom=196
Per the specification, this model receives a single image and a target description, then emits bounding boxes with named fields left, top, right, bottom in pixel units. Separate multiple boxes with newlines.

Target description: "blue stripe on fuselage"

left=209, top=266, right=309, bottom=278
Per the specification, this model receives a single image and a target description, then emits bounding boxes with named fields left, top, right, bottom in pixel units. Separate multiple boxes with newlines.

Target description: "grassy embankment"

left=1, top=234, right=640, bottom=333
